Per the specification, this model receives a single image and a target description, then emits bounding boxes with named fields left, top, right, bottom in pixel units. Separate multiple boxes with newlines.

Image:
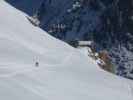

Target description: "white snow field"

left=0, top=1, right=133, bottom=100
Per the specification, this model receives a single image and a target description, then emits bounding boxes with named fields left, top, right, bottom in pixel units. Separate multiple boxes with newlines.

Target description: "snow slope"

left=6, top=0, right=133, bottom=79
left=0, top=1, right=133, bottom=100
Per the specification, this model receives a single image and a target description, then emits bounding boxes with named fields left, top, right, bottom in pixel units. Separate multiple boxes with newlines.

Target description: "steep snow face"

left=0, top=1, right=133, bottom=100
left=6, top=0, right=133, bottom=79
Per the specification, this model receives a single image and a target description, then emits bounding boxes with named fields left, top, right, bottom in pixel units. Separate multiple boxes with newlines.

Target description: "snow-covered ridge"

left=0, top=1, right=133, bottom=100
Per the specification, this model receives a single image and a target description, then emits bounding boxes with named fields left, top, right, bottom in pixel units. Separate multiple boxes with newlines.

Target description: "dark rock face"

left=6, top=0, right=133, bottom=79
left=6, top=0, right=43, bottom=15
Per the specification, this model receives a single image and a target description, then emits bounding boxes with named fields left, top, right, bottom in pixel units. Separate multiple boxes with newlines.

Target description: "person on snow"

left=35, top=62, right=39, bottom=67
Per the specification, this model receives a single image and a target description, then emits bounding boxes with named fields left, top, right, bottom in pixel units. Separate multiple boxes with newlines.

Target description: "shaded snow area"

left=0, top=1, right=133, bottom=100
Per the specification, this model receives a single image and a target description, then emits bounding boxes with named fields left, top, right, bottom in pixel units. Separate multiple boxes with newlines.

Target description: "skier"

left=35, top=62, right=39, bottom=67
